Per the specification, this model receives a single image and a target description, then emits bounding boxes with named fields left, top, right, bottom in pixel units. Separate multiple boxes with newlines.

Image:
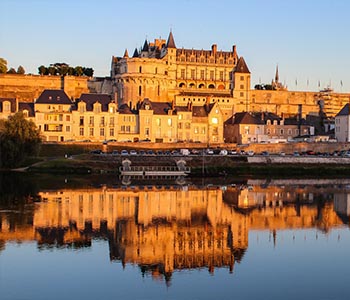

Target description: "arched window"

left=179, top=82, right=185, bottom=88
left=22, top=109, right=29, bottom=118
left=189, top=83, right=195, bottom=88
left=139, top=85, right=142, bottom=96
left=218, top=84, right=225, bottom=90
left=198, top=83, right=205, bottom=89
left=208, top=84, right=215, bottom=89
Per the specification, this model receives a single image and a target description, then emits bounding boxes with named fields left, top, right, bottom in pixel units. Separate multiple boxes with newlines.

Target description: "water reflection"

left=1, top=177, right=350, bottom=286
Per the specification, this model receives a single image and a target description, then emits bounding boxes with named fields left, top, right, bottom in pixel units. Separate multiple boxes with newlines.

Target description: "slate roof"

left=19, top=102, right=35, bottom=117
left=36, top=89, right=72, bottom=104
left=118, top=103, right=136, bottom=115
left=139, top=98, right=173, bottom=115
left=78, top=93, right=112, bottom=112
left=336, top=103, right=349, bottom=117
left=233, top=112, right=264, bottom=125
left=0, top=97, right=17, bottom=113
left=234, top=57, right=250, bottom=74
left=166, top=31, right=176, bottom=48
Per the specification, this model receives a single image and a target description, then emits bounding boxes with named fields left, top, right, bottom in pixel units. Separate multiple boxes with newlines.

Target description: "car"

left=129, top=150, right=137, bottom=155
left=293, top=151, right=300, bottom=157
left=146, top=150, right=155, bottom=155
left=261, top=151, right=269, bottom=156
left=279, top=151, right=286, bottom=156
left=108, top=139, right=117, bottom=143
left=112, top=150, right=119, bottom=156
left=206, top=149, right=214, bottom=155
left=90, top=150, right=102, bottom=155
left=219, top=149, right=228, bottom=156
left=139, top=150, right=146, bottom=155
left=121, top=150, right=129, bottom=156
left=247, top=150, right=255, bottom=156
left=229, top=150, right=237, bottom=155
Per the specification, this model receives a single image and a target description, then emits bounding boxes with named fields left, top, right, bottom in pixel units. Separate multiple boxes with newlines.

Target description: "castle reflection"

left=1, top=180, right=350, bottom=284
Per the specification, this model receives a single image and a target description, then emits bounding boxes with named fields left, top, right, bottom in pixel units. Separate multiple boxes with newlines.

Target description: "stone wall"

left=250, top=90, right=350, bottom=117
left=0, top=74, right=89, bottom=101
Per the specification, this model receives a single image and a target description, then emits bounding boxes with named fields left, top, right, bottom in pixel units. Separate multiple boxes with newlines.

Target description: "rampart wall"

left=0, top=74, right=89, bottom=101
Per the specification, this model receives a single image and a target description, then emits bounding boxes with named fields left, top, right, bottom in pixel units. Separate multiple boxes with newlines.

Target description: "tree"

left=0, top=112, right=42, bottom=168
left=7, top=68, right=16, bottom=74
left=74, top=66, right=84, bottom=76
left=38, top=65, right=47, bottom=75
left=83, top=67, right=94, bottom=77
left=47, top=66, right=57, bottom=75
left=17, top=65, right=25, bottom=74
left=0, top=58, right=7, bottom=73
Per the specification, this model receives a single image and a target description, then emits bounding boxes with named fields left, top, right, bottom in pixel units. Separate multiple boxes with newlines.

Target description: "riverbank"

left=21, top=153, right=350, bottom=179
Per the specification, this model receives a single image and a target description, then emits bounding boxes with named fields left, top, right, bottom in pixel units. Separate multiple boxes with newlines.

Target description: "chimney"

left=211, top=44, right=217, bottom=55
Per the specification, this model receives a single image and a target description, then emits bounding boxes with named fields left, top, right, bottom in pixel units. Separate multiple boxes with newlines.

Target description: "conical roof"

left=166, top=31, right=176, bottom=48
left=123, top=49, right=129, bottom=58
left=132, top=48, right=139, bottom=58
left=142, top=39, right=149, bottom=52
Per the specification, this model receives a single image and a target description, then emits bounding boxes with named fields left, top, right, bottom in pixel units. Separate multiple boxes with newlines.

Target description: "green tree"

left=0, top=112, right=42, bottom=168
left=74, top=66, right=84, bottom=76
left=7, top=68, right=16, bottom=74
left=38, top=65, right=47, bottom=75
left=17, top=65, right=25, bottom=74
left=47, top=66, right=57, bottom=75
left=0, top=58, right=7, bottom=73
left=83, top=67, right=94, bottom=77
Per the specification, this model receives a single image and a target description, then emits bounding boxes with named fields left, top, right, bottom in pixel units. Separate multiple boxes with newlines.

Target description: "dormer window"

left=78, top=102, right=86, bottom=113
left=3, top=101, right=11, bottom=113
left=94, top=102, right=101, bottom=113
left=145, top=104, right=150, bottom=110
left=49, top=96, right=52, bottom=100
left=57, top=96, right=60, bottom=101
left=23, top=110, right=29, bottom=118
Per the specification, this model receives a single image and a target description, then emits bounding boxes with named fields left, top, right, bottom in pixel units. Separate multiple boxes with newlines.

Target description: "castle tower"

left=233, top=57, right=251, bottom=111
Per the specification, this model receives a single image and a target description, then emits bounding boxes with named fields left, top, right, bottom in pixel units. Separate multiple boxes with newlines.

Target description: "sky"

left=1, top=0, right=350, bottom=92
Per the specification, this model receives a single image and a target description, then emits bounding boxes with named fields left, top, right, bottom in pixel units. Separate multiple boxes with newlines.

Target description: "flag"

left=295, top=78, right=298, bottom=86
left=341, top=80, right=343, bottom=87
left=318, top=80, right=320, bottom=87
left=307, top=79, right=309, bottom=87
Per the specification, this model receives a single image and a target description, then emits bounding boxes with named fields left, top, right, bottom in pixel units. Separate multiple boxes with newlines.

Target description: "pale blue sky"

left=1, top=0, right=349, bottom=92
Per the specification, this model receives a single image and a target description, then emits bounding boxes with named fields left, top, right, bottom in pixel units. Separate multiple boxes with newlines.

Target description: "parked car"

left=219, top=149, right=228, bottom=156
left=129, top=150, right=137, bottom=155
left=206, top=149, right=214, bottom=155
left=90, top=150, right=102, bottom=155
left=121, top=150, right=129, bottom=156
left=247, top=150, right=255, bottom=156
left=112, top=150, right=119, bottom=156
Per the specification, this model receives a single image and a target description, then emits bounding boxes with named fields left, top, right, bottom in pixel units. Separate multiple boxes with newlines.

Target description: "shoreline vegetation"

left=3, top=143, right=350, bottom=178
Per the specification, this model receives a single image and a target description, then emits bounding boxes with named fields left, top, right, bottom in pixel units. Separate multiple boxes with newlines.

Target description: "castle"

left=1, top=31, right=350, bottom=143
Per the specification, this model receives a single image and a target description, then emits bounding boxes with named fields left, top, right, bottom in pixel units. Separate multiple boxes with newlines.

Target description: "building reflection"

left=1, top=182, right=349, bottom=284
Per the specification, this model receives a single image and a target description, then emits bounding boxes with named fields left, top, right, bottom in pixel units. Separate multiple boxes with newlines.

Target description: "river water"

left=1, top=173, right=350, bottom=300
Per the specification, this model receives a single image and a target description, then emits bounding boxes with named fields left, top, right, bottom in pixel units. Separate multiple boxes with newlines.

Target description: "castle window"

left=155, top=67, right=157, bottom=74
left=180, top=69, right=185, bottom=79
left=210, top=70, right=214, bottom=80
left=139, top=85, right=142, bottom=96
left=79, top=116, right=84, bottom=126
left=200, top=70, right=205, bottom=80
left=89, top=116, right=94, bottom=126
left=89, top=128, right=94, bottom=136
left=66, top=125, right=70, bottom=132
left=220, top=71, right=224, bottom=80
left=168, top=118, right=172, bottom=126
left=191, top=69, right=195, bottom=79
left=79, top=127, right=84, bottom=136
left=240, top=92, right=244, bottom=97
left=109, top=128, right=114, bottom=136
left=179, top=82, right=185, bottom=88
left=139, top=66, right=142, bottom=73
left=100, top=128, right=105, bottom=136
left=240, top=76, right=244, bottom=80
left=240, top=84, right=244, bottom=89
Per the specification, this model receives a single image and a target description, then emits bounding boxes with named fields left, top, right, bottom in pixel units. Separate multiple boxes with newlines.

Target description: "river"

left=0, top=173, right=349, bottom=300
